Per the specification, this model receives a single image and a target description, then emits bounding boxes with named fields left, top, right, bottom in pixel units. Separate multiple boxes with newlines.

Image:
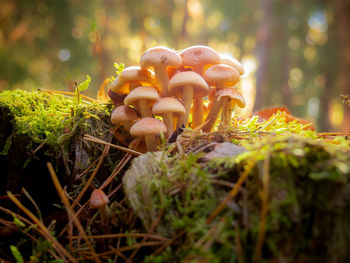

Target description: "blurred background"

left=0, top=0, right=349, bottom=131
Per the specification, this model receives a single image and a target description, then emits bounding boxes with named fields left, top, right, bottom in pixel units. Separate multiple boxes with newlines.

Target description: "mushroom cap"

left=130, top=117, right=167, bottom=136
left=216, top=88, right=246, bottom=108
left=124, top=86, right=159, bottom=106
left=111, top=105, right=138, bottom=124
left=204, top=64, right=240, bottom=88
left=90, top=189, right=109, bottom=208
left=168, top=71, right=209, bottom=99
left=152, top=97, right=186, bottom=116
left=110, top=66, right=156, bottom=94
left=220, top=55, right=244, bottom=75
left=180, top=45, right=220, bottom=72
left=140, top=46, right=182, bottom=69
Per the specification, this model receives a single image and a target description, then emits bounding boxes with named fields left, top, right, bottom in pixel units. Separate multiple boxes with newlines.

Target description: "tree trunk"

left=254, top=0, right=273, bottom=111
left=336, top=0, right=350, bottom=132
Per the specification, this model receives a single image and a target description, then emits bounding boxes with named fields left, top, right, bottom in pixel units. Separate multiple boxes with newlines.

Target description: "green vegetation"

left=0, top=88, right=112, bottom=147
left=124, top=136, right=350, bottom=262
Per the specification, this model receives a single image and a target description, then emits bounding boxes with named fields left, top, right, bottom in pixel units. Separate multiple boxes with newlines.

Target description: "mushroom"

left=203, top=64, right=241, bottom=132
left=220, top=55, right=245, bottom=76
left=168, top=71, right=209, bottom=128
left=90, top=189, right=111, bottom=225
left=179, top=45, right=221, bottom=128
left=140, top=46, right=182, bottom=97
left=124, top=86, right=159, bottom=118
left=152, top=97, right=186, bottom=138
left=110, top=66, right=156, bottom=94
left=130, top=117, right=167, bottom=151
left=111, top=105, right=138, bottom=131
left=216, top=88, right=246, bottom=128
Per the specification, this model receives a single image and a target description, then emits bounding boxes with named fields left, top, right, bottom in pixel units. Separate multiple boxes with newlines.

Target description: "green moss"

left=0, top=89, right=112, bottom=147
left=125, top=137, right=350, bottom=262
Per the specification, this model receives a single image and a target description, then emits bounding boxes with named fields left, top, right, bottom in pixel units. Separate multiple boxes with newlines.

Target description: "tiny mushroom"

left=111, top=105, right=138, bottom=131
left=90, top=189, right=111, bottom=225
left=124, top=86, right=159, bottom=118
left=152, top=97, right=186, bottom=138
left=130, top=117, right=167, bottom=151
left=179, top=45, right=221, bottom=127
left=140, top=46, right=182, bottom=97
left=203, top=64, right=241, bottom=132
left=168, top=71, right=209, bottom=128
left=216, top=88, right=246, bottom=128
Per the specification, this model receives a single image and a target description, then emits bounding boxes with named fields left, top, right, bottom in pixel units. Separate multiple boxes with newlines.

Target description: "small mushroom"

left=180, top=45, right=221, bottom=127
left=124, top=86, right=159, bottom=118
left=110, top=66, right=156, bottom=94
left=128, top=137, right=147, bottom=154
left=90, top=189, right=111, bottom=225
left=168, top=71, right=209, bottom=128
left=216, top=88, right=246, bottom=128
left=152, top=97, right=186, bottom=138
left=130, top=117, right=167, bottom=152
left=203, top=64, right=240, bottom=132
left=140, top=46, right=182, bottom=97
left=111, top=105, right=138, bottom=131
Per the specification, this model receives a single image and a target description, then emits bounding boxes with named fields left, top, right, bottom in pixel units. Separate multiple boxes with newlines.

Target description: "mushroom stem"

left=162, top=112, right=174, bottom=138
left=192, top=98, right=203, bottom=128
left=99, top=205, right=111, bottom=225
left=177, top=85, right=193, bottom=128
left=222, top=99, right=234, bottom=128
left=202, top=95, right=222, bottom=132
left=154, top=67, right=169, bottom=97
left=138, top=100, right=152, bottom=117
left=144, top=134, right=158, bottom=151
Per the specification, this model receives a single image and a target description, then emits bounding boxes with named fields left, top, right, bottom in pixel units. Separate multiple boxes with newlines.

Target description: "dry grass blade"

left=84, top=134, right=142, bottom=156
left=206, top=158, right=257, bottom=224
left=253, top=152, right=270, bottom=263
left=47, top=162, right=101, bottom=263
left=71, top=142, right=109, bottom=210
left=6, top=191, right=76, bottom=262
left=100, top=153, right=132, bottom=191
left=22, top=188, right=43, bottom=223
left=71, top=233, right=171, bottom=241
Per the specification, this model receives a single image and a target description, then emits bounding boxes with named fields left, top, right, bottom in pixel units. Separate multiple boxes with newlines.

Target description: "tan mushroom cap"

left=124, top=86, right=159, bottom=106
left=220, top=55, right=244, bottom=75
left=168, top=71, right=209, bottom=99
left=216, top=88, right=246, bottom=108
left=140, top=46, right=182, bottom=69
left=180, top=45, right=220, bottom=71
left=130, top=117, right=167, bottom=137
left=90, top=189, right=109, bottom=208
left=204, top=64, right=240, bottom=88
left=152, top=97, right=186, bottom=115
left=111, top=105, right=138, bottom=124
left=110, top=66, right=156, bottom=94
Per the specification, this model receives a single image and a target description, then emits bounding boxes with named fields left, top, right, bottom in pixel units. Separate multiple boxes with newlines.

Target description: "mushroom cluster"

left=109, top=45, right=246, bottom=152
